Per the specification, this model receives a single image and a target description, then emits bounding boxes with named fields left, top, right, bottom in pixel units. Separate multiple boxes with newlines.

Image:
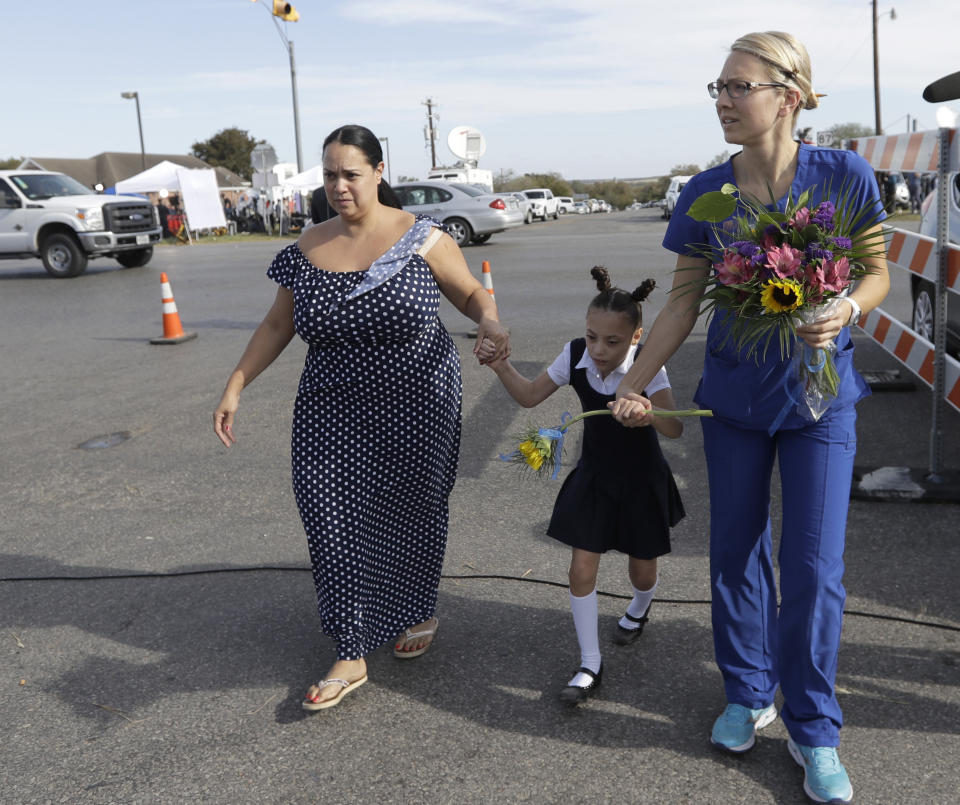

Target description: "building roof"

left=17, top=152, right=249, bottom=190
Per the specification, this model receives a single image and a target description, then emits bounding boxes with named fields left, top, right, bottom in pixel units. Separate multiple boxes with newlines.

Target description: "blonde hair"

left=731, top=31, right=818, bottom=115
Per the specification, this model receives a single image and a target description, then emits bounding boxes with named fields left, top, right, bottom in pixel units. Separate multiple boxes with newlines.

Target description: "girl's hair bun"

left=590, top=265, right=611, bottom=292
left=632, top=278, right=656, bottom=303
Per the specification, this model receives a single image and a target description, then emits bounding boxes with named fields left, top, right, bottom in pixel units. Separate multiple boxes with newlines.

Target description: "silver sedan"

left=392, top=181, right=524, bottom=246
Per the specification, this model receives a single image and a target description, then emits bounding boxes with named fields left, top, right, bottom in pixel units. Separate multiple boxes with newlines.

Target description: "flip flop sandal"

left=393, top=617, right=439, bottom=659
left=301, top=675, right=367, bottom=711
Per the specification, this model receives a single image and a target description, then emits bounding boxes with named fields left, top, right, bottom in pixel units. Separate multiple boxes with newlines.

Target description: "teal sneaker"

left=710, top=702, right=777, bottom=753
left=787, top=739, right=853, bottom=803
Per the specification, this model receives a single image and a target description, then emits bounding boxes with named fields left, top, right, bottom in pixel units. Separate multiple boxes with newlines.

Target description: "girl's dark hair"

left=322, top=124, right=402, bottom=210
left=588, top=265, right=655, bottom=328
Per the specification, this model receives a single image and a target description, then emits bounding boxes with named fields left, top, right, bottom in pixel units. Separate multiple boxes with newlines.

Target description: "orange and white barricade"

left=844, top=126, right=959, bottom=494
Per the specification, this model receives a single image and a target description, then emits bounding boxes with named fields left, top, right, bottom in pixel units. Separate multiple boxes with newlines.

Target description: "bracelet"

left=844, top=297, right=862, bottom=327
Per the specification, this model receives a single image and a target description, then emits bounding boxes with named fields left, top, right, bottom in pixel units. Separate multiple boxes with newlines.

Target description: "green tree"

left=191, top=128, right=267, bottom=181
left=582, top=180, right=636, bottom=210
left=705, top=151, right=730, bottom=169
left=828, top=122, right=875, bottom=142
left=0, top=156, right=22, bottom=169
left=502, top=171, right=573, bottom=197
left=670, top=163, right=701, bottom=177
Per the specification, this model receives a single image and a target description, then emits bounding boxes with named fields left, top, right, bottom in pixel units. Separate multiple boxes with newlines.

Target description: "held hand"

left=608, top=391, right=655, bottom=428
left=796, top=299, right=852, bottom=350
left=474, top=319, right=510, bottom=364
left=213, top=391, right=239, bottom=448
left=475, top=336, right=501, bottom=366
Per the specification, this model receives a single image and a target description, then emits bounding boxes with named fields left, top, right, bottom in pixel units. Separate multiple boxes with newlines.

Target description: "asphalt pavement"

left=1, top=212, right=958, bottom=804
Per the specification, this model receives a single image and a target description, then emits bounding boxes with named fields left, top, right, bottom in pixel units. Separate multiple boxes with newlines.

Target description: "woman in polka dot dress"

left=214, top=125, right=510, bottom=710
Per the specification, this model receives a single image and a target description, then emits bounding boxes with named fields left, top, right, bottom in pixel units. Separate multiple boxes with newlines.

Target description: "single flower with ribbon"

left=499, top=408, right=713, bottom=480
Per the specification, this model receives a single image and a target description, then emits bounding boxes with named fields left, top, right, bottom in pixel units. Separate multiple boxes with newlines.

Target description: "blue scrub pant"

left=701, top=406, right=857, bottom=747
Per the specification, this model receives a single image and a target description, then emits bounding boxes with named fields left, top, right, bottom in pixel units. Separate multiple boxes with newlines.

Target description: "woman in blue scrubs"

left=612, top=31, right=889, bottom=804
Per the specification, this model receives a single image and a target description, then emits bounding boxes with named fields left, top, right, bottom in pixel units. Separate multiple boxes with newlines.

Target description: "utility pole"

left=872, top=0, right=881, bottom=135
left=422, top=97, right=438, bottom=169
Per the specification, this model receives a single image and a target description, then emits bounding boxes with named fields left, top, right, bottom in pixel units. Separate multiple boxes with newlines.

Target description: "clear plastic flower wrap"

left=791, top=297, right=844, bottom=422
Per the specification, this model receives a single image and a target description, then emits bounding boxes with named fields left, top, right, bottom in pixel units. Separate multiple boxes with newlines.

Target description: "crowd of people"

left=214, top=30, right=889, bottom=805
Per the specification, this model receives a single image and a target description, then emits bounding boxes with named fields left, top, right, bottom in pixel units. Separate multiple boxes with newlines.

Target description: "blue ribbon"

left=497, top=412, right=574, bottom=479
left=803, top=344, right=826, bottom=373
left=538, top=426, right=565, bottom=479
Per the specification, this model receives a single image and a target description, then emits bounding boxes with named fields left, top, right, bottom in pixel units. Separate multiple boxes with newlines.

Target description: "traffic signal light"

left=272, top=0, right=299, bottom=21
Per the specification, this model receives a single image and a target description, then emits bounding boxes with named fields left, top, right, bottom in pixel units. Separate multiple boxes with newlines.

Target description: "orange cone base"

left=150, top=331, right=198, bottom=345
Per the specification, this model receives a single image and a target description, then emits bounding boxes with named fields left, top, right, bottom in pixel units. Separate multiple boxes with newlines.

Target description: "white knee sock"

left=619, top=577, right=657, bottom=630
left=569, top=589, right=601, bottom=687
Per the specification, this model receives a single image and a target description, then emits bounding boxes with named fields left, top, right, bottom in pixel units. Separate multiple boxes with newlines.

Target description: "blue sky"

left=5, top=0, right=958, bottom=181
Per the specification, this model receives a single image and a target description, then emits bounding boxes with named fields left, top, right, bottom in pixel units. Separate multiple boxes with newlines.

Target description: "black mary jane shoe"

left=612, top=602, right=652, bottom=646
left=558, top=664, right=603, bottom=705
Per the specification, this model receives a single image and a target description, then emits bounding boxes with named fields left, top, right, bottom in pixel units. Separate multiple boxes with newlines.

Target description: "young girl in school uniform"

left=484, top=266, right=685, bottom=703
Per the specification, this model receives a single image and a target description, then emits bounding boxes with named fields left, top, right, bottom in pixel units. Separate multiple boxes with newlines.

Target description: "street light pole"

left=253, top=1, right=304, bottom=173
left=121, top=91, right=146, bottom=170
left=287, top=40, right=304, bottom=172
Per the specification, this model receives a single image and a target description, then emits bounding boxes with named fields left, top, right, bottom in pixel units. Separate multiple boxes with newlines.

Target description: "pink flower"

left=789, top=207, right=811, bottom=229
left=764, top=244, right=803, bottom=279
left=822, top=256, right=851, bottom=293
left=803, top=262, right=826, bottom=304
left=716, top=252, right=752, bottom=285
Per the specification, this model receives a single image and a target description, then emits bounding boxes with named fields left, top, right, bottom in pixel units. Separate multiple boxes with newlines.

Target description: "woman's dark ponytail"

left=378, top=179, right=402, bottom=210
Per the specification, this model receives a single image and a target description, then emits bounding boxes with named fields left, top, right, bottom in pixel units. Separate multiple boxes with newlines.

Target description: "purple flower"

left=731, top=240, right=765, bottom=267
left=812, top=201, right=836, bottom=231
left=830, top=236, right=852, bottom=250
left=806, top=244, right=834, bottom=262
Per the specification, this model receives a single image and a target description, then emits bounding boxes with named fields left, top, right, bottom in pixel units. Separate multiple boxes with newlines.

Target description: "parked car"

left=573, top=201, right=589, bottom=214
left=392, top=181, right=523, bottom=246
left=522, top=188, right=559, bottom=220
left=499, top=191, right=534, bottom=224
left=914, top=173, right=960, bottom=354
left=663, top=175, right=693, bottom=220
left=556, top=196, right=575, bottom=214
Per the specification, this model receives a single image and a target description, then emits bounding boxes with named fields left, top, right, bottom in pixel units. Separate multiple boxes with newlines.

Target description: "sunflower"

left=760, top=278, right=804, bottom=313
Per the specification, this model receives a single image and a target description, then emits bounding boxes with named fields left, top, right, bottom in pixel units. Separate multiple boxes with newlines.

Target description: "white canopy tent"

left=115, top=160, right=227, bottom=235
left=281, top=164, right=324, bottom=191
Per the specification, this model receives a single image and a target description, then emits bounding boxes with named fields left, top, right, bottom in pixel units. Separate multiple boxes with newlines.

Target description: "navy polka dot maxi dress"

left=266, top=216, right=462, bottom=661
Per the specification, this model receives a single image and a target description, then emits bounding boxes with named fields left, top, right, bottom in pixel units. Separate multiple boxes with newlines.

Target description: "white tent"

left=115, top=161, right=227, bottom=233
left=282, top=164, right=324, bottom=191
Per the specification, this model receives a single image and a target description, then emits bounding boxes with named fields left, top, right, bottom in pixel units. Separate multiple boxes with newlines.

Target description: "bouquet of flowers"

left=684, top=181, right=885, bottom=422
left=501, top=408, right=713, bottom=480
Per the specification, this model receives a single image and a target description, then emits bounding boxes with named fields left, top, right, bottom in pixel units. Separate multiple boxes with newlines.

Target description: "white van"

left=663, top=175, right=693, bottom=220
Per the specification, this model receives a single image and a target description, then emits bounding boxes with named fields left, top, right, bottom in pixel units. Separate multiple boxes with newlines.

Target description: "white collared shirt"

left=547, top=341, right=670, bottom=397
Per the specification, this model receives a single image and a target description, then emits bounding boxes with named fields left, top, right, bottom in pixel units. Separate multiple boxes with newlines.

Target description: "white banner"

left=176, top=168, right=226, bottom=230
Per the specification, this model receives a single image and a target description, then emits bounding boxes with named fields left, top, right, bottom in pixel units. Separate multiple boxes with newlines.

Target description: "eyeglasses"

left=708, top=80, right=788, bottom=99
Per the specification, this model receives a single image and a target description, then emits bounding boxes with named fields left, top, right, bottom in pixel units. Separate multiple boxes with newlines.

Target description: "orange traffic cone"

left=481, top=260, right=495, bottom=301
left=470, top=260, right=504, bottom=339
left=150, top=272, right=197, bottom=344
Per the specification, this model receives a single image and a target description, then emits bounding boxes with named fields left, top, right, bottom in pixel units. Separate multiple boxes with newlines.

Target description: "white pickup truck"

left=0, top=170, right=162, bottom=277
left=522, top=188, right=559, bottom=220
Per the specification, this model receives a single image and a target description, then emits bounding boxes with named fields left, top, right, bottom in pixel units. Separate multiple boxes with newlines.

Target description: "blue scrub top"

left=663, top=144, right=885, bottom=431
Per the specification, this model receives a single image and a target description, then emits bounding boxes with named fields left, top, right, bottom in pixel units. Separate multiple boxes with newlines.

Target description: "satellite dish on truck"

left=448, top=126, right=486, bottom=165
